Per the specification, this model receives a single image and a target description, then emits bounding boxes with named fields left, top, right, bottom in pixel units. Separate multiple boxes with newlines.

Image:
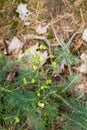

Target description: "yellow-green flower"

left=32, top=65, right=37, bottom=71
left=46, top=79, right=52, bottom=85
left=31, top=79, right=35, bottom=84
left=49, top=54, right=54, bottom=59
left=23, top=78, right=28, bottom=85
left=36, top=51, right=40, bottom=56
left=40, top=85, right=48, bottom=90
left=39, top=45, right=47, bottom=50
left=37, top=92, right=40, bottom=97
left=40, top=56, right=45, bottom=62
left=25, top=48, right=30, bottom=53
left=38, top=102, right=45, bottom=108
left=34, top=58, right=39, bottom=64
left=14, top=117, right=20, bottom=123
left=52, top=61, right=57, bottom=68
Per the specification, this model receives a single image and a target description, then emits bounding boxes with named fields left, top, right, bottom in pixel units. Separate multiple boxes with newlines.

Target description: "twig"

left=80, top=8, right=85, bottom=23
left=25, top=35, right=51, bottom=46
left=67, top=22, right=85, bottom=45
left=50, top=13, right=63, bottom=47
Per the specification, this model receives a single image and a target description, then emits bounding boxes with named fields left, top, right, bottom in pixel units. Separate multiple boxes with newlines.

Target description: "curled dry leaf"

left=80, top=52, right=87, bottom=62
left=73, top=52, right=87, bottom=74
left=73, top=63, right=87, bottom=74
left=74, top=84, right=86, bottom=92
left=8, top=37, right=24, bottom=55
left=16, top=3, right=31, bottom=25
left=0, top=38, right=5, bottom=52
left=52, top=59, right=67, bottom=77
left=36, top=21, right=49, bottom=35
left=82, top=28, right=87, bottom=42
left=0, top=39, right=9, bottom=49
left=55, top=116, right=67, bottom=130
left=59, top=59, right=67, bottom=72
left=74, top=40, right=83, bottom=51
left=74, top=0, right=84, bottom=7
left=29, top=43, right=39, bottom=56
left=20, top=43, right=39, bottom=58
left=19, top=43, right=48, bottom=67
left=26, top=119, right=36, bottom=130
left=39, top=51, right=48, bottom=66
left=74, top=78, right=87, bottom=93
left=6, top=64, right=20, bottom=83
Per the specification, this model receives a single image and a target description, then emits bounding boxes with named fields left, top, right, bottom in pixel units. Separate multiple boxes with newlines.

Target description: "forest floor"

left=0, top=0, right=87, bottom=130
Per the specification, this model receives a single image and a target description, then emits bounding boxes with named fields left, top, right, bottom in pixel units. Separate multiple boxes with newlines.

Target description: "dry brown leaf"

left=0, top=39, right=5, bottom=52
left=52, top=59, right=67, bottom=77
left=74, top=0, right=84, bottom=7
left=74, top=78, right=87, bottom=93
left=59, top=59, right=67, bottom=72
left=6, top=64, right=20, bottom=83
left=19, top=43, right=48, bottom=67
left=82, top=28, right=87, bottom=42
left=73, top=52, right=87, bottom=74
left=29, top=43, right=39, bottom=56
left=36, top=21, right=49, bottom=35
left=8, top=37, right=24, bottom=57
left=39, top=51, right=48, bottom=66
left=16, top=3, right=31, bottom=25
left=0, top=39, right=10, bottom=54
left=73, top=63, right=87, bottom=74
left=75, top=40, right=83, bottom=51
left=19, top=43, right=39, bottom=58
left=55, top=116, right=67, bottom=130
left=80, top=52, right=87, bottom=62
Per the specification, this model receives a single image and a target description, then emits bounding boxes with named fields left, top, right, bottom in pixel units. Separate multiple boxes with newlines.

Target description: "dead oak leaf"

left=74, top=78, right=87, bottom=93
left=82, top=28, right=87, bottom=42
left=73, top=63, right=87, bottom=74
left=19, top=43, right=48, bottom=67
left=73, top=52, right=87, bottom=74
left=74, top=40, right=83, bottom=51
left=36, top=21, right=49, bottom=35
left=52, top=59, right=67, bottom=77
left=80, top=52, right=87, bottom=62
left=8, top=37, right=24, bottom=57
left=16, top=3, right=31, bottom=25
left=6, top=64, right=20, bottom=83
left=74, top=0, right=84, bottom=7
left=39, top=51, right=48, bottom=66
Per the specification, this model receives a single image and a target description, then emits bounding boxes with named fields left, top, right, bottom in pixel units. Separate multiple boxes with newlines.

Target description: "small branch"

left=50, top=13, right=63, bottom=47
left=25, top=35, right=51, bottom=46
left=67, top=22, right=85, bottom=45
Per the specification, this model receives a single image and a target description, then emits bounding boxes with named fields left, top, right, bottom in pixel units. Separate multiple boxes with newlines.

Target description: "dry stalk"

left=50, top=13, right=63, bottom=47
left=67, top=22, right=85, bottom=45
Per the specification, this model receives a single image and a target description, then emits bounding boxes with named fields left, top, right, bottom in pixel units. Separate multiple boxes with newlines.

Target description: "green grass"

left=0, top=46, right=86, bottom=130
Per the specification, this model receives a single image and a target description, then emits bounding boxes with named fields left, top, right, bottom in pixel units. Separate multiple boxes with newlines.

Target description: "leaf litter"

left=2, top=2, right=87, bottom=81
left=16, top=3, right=31, bottom=25
left=1, top=1, right=87, bottom=129
left=8, top=36, right=24, bottom=54
left=36, top=21, right=49, bottom=35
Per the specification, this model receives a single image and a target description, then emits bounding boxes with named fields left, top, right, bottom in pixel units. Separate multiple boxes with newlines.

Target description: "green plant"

left=0, top=0, right=87, bottom=130
left=0, top=43, right=86, bottom=130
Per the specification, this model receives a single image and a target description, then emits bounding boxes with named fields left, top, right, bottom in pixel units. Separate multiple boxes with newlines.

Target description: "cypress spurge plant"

left=0, top=42, right=87, bottom=130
